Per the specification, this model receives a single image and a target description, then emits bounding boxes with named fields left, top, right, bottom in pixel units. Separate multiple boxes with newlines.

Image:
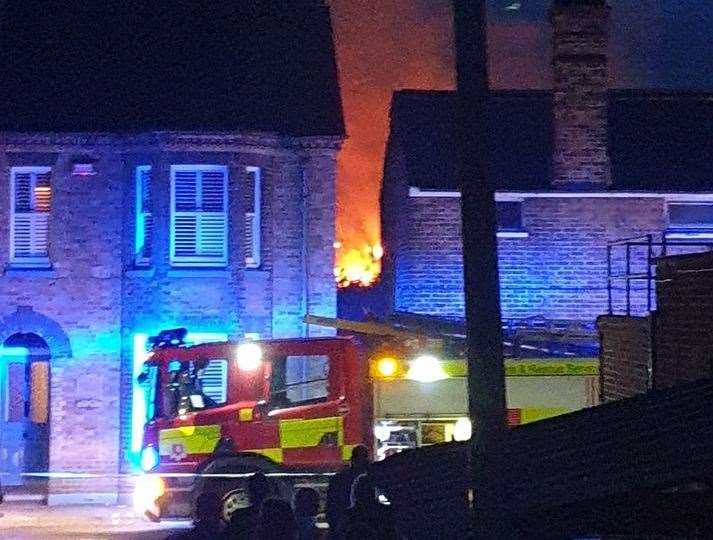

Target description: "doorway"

left=0, top=333, right=50, bottom=491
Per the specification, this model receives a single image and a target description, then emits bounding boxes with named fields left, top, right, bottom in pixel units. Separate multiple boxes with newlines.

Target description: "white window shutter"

left=10, top=167, right=51, bottom=267
left=244, top=167, right=261, bottom=268
left=170, top=165, right=228, bottom=267
left=198, top=359, right=228, bottom=404
left=135, top=166, right=152, bottom=266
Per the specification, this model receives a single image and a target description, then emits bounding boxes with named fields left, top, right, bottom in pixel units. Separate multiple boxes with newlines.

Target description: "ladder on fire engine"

left=304, top=313, right=598, bottom=358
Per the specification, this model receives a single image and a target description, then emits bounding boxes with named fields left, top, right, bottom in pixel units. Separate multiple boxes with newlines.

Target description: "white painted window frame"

left=170, top=164, right=229, bottom=267
left=409, top=187, right=713, bottom=239
left=9, top=166, right=52, bottom=268
left=245, top=166, right=262, bottom=268
left=134, top=165, right=152, bottom=267
left=665, top=201, right=713, bottom=239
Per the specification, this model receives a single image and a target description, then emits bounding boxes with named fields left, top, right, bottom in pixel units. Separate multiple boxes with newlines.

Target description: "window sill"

left=167, top=269, right=230, bottom=278
left=4, top=266, right=58, bottom=278
left=125, top=267, right=155, bottom=278
left=497, top=231, right=529, bottom=239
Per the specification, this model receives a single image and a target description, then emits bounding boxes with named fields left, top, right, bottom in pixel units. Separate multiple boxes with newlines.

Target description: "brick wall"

left=597, top=315, right=651, bottom=401
left=0, top=145, right=124, bottom=502
left=0, top=133, right=340, bottom=498
left=393, top=193, right=665, bottom=323
left=119, top=139, right=339, bottom=470
left=551, top=0, right=611, bottom=188
left=654, top=251, right=713, bottom=389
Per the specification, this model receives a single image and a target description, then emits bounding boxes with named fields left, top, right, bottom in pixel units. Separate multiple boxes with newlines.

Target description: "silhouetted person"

left=340, top=521, right=378, bottom=540
left=326, top=444, right=369, bottom=536
left=294, top=487, right=321, bottom=540
left=256, top=497, right=298, bottom=540
left=337, top=474, right=398, bottom=540
left=168, top=491, right=223, bottom=539
left=223, top=472, right=272, bottom=540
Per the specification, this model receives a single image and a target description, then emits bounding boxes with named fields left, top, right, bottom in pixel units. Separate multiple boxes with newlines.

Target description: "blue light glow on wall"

left=129, top=330, right=228, bottom=469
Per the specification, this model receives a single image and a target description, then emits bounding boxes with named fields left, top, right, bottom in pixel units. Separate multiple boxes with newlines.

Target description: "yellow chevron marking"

left=520, top=407, right=572, bottom=424
left=158, top=424, right=221, bottom=457
left=341, top=444, right=358, bottom=462
left=246, top=448, right=284, bottom=463
left=279, top=416, right=343, bottom=449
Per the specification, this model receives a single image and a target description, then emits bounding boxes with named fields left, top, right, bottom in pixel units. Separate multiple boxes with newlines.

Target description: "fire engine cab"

left=135, top=326, right=598, bottom=520
left=135, top=328, right=374, bottom=520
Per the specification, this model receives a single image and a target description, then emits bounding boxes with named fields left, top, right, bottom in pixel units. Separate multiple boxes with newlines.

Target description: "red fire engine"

left=135, top=328, right=373, bottom=520
left=135, top=325, right=598, bottom=520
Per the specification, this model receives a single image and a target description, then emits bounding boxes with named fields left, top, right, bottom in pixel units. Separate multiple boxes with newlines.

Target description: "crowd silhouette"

left=167, top=445, right=400, bottom=540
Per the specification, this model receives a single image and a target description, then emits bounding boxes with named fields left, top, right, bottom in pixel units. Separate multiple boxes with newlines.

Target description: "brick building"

left=0, top=1, right=343, bottom=503
left=381, top=0, right=713, bottom=324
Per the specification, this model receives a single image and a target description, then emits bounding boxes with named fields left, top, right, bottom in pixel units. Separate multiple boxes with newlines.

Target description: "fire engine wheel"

left=193, top=454, right=292, bottom=524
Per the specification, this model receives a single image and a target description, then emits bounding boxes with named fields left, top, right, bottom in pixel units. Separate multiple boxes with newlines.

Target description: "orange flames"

left=328, top=0, right=456, bottom=287
left=334, top=242, right=384, bottom=288
left=327, top=1, right=558, bottom=287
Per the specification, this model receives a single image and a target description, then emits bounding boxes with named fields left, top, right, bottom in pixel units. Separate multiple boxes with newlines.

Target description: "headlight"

left=134, top=474, right=165, bottom=517
left=375, top=357, right=399, bottom=378
left=406, top=355, right=448, bottom=383
left=140, top=445, right=159, bottom=472
left=236, top=342, right=263, bottom=371
left=453, top=417, right=472, bottom=442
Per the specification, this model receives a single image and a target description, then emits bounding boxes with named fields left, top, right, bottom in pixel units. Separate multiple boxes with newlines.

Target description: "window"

left=271, top=355, right=330, bottom=407
left=135, top=166, right=152, bottom=266
left=197, top=359, right=228, bottom=405
left=667, top=203, right=713, bottom=235
left=244, top=166, right=262, bottom=268
left=496, top=201, right=524, bottom=233
left=170, top=165, right=228, bottom=267
left=10, top=167, right=52, bottom=267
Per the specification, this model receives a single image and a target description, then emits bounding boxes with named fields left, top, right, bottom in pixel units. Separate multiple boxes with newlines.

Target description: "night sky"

left=488, top=0, right=713, bottom=89
left=329, top=0, right=713, bottom=255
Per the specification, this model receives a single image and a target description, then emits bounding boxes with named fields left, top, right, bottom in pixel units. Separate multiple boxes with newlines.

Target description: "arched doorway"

left=0, top=333, right=50, bottom=490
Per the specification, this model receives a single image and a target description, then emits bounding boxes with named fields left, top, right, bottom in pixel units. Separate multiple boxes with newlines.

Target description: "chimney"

left=550, top=0, right=611, bottom=189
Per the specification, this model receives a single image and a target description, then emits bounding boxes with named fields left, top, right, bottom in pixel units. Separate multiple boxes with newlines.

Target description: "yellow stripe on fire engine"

left=439, top=359, right=599, bottom=378
left=279, top=416, right=344, bottom=449
left=520, top=407, right=572, bottom=424
left=245, top=447, right=284, bottom=463
left=158, top=424, right=221, bottom=457
left=341, top=444, right=358, bottom=462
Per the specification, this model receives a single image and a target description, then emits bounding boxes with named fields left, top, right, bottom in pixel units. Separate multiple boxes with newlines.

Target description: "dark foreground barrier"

left=371, top=442, right=472, bottom=539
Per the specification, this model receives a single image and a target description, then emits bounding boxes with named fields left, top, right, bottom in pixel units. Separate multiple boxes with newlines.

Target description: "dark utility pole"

left=453, top=1, right=508, bottom=537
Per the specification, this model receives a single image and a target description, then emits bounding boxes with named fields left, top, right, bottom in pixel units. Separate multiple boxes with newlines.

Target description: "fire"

left=327, top=1, right=555, bottom=288
left=334, top=243, right=384, bottom=288
left=328, top=0, right=456, bottom=287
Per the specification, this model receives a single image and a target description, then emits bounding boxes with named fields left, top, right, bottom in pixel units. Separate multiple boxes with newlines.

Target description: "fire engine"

left=135, top=325, right=598, bottom=520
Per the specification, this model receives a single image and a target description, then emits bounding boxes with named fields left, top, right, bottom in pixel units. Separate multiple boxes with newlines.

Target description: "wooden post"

left=453, top=1, right=508, bottom=537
